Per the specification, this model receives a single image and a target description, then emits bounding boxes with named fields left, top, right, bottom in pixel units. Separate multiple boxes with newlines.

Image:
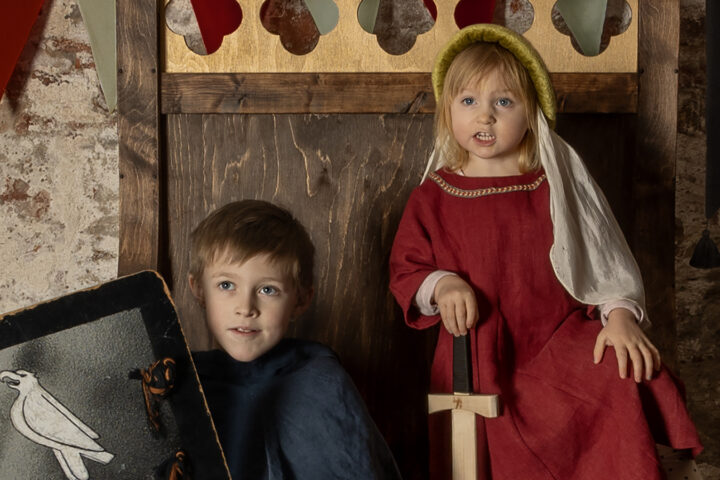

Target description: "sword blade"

left=452, top=334, right=473, bottom=394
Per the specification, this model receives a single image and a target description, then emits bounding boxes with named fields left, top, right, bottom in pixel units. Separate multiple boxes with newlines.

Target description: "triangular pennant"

left=0, top=0, right=45, bottom=101
left=77, top=0, right=117, bottom=111
left=357, top=0, right=380, bottom=33
left=454, top=0, right=495, bottom=29
left=304, top=0, right=339, bottom=36
left=189, top=0, right=243, bottom=55
left=556, top=0, right=607, bottom=56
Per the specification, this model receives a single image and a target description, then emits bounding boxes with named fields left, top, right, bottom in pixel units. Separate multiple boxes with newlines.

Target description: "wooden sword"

left=428, top=334, right=500, bottom=479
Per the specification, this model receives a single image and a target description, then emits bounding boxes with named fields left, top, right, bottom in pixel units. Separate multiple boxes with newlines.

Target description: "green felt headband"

left=432, top=24, right=556, bottom=129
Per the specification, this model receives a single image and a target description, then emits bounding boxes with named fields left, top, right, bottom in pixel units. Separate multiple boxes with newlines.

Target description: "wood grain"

left=635, top=0, right=679, bottom=361
left=166, top=113, right=436, bottom=479
left=118, top=0, right=161, bottom=275
left=160, top=72, right=637, bottom=114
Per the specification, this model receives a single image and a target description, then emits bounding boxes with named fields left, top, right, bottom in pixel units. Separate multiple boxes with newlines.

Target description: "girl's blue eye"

left=219, top=281, right=234, bottom=290
left=259, top=285, right=279, bottom=296
left=497, top=97, right=512, bottom=107
left=461, top=97, right=474, bottom=106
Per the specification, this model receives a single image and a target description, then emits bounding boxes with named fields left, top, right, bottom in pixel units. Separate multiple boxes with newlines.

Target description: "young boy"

left=189, top=199, right=402, bottom=480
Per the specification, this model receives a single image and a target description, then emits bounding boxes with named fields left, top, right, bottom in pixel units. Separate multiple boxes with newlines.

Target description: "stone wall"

left=676, top=1, right=720, bottom=478
left=0, top=0, right=717, bottom=477
left=0, top=0, right=118, bottom=313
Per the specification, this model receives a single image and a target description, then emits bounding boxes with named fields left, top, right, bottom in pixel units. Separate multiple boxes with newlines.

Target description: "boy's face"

left=189, top=253, right=311, bottom=362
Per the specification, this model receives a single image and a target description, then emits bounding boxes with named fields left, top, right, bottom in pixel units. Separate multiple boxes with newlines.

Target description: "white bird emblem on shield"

left=0, top=369, right=114, bottom=480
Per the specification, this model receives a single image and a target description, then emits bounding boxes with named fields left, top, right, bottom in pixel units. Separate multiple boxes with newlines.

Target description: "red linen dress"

left=389, top=168, right=702, bottom=480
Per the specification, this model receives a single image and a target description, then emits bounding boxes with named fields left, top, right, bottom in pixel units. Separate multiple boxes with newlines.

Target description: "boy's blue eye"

left=259, top=285, right=279, bottom=296
left=218, top=281, right=234, bottom=290
left=497, top=97, right=512, bottom=107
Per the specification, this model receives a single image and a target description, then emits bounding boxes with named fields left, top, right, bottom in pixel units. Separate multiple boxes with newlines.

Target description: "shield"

left=0, top=271, right=229, bottom=480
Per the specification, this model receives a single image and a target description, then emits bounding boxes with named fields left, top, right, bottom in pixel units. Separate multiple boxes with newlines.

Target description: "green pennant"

left=357, top=0, right=380, bottom=34
left=556, top=0, right=608, bottom=57
left=304, top=0, right=340, bottom=36
left=77, top=0, right=117, bottom=111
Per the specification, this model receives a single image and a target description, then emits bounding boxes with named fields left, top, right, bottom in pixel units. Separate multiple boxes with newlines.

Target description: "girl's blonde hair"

left=434, top=42, right=541, bottom=173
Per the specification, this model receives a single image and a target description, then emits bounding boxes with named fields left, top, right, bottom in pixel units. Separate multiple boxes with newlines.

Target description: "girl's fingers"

left=628, top=346, right=644, bottom=383
left=466, top=298, right=478, bottom=329
left=615, top=347, right=628, bottom=379
left=593, top=332, right=606, bottom=364
left=440, top=304, right=458, bottom=336
left=652, top=345, right=662, bottom=371
left=639, top=344, right=655, bottom=381
left=454, top=302, right=468, bottom=335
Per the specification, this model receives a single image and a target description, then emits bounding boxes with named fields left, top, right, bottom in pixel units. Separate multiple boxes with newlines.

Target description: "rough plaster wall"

left=0, top=0, right=118, bottom=314
left=0, top=0, right=718, bottom=476
left=676, top=1, right=720, bottom=477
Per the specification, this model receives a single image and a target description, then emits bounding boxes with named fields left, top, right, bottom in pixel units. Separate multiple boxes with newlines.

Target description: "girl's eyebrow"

left=458, top=87, right=514, bottom=95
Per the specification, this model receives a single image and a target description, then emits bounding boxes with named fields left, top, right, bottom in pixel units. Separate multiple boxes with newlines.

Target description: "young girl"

left=389, top=24, right=702, bottom=479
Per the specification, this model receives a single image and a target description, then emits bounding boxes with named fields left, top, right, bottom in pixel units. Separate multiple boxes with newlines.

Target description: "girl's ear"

left=293, top=286, right=314, bottom=318
left=188, top=274, right=205, bottom=306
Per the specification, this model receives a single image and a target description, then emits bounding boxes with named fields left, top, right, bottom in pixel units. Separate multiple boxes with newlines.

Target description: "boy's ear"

left=188, top=274, right=205, bottom=306
left=293, top=286, right=314, bottom=318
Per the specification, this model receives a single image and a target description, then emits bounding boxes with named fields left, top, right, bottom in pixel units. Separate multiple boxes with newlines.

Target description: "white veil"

left=537, top=109, right=647, bottom=316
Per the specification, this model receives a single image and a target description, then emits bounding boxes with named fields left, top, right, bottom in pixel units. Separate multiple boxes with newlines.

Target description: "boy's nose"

left=235, top=293, right=258, bottom=317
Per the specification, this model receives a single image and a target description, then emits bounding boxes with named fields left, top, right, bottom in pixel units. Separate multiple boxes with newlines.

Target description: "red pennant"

left=189, top=0, right=242, bottom=55
left=0, top=0, right=46, bottom=100
left=454, top=0, right=496, bottom=29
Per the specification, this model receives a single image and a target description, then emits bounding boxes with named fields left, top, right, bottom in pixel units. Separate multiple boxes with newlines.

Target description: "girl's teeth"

left=476, top=132, right=494, bottom=140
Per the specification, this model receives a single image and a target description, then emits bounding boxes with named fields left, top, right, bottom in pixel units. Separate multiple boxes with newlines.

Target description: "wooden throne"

left=116, top=1, right=680, bottom=477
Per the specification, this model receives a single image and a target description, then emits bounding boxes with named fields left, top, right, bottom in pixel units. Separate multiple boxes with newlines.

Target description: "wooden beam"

left=117, top=0, right=161, bottom=275
left=160, top=72, right=638, bottom=115
left=635, top=0, right=679, bottom=360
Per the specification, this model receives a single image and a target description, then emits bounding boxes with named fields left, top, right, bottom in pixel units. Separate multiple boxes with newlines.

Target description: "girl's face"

left=450, top=68, right=528, bottom=176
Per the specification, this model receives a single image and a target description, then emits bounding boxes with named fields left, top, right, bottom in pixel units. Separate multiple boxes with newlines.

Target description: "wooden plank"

left=160, top=72, right=637, bottom=114
left=166, top=113, right=436, bottom=479
left=554, top=73, right=638, bottom=113
left=117, top=0, right=161, bottom=275
left=635, top=0, right=679, bottom=361
left=160, top=73, right=435, bottom=114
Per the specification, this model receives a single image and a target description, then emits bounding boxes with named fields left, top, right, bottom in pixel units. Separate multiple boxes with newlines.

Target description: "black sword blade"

left=452, top=334, right=473, bottom=394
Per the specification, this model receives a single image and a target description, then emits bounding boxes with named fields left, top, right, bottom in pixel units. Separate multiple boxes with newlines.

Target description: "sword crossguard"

left=427, top=392, right=501, bottom=418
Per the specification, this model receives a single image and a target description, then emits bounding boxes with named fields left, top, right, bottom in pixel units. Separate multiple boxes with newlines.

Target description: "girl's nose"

left=477, top=109, right=495, bottom=125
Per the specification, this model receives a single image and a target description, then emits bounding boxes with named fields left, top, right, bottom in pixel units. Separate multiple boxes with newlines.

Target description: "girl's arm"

left=592, top=307, right=661, bottom=383
left=389, top=191, right=444, bottom=330
left=597, top=299, right=645, bottom=326
left=414, top=270, right=457, bottom=315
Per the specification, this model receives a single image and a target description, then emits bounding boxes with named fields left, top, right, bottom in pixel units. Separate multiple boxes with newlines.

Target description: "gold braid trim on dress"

left=429, top=172, right=546, bottom=198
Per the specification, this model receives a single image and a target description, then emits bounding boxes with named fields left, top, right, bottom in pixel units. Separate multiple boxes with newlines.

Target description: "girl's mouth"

left=474, top=132, right=496, bottom=145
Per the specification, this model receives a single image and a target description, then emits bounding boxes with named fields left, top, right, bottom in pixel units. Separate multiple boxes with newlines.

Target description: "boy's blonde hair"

left=434, top=42, right=540, bottom=173
left=189, top=200, right=314, bottom=292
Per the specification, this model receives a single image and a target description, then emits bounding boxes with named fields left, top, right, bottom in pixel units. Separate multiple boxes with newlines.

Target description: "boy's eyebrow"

left=207, top=270, right=290, bottom=284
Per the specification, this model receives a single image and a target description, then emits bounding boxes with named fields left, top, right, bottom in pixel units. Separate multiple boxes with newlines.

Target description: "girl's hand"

left=434, top=275, right=478, bottom=336
left=593, top=308, right=661, bottom=382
